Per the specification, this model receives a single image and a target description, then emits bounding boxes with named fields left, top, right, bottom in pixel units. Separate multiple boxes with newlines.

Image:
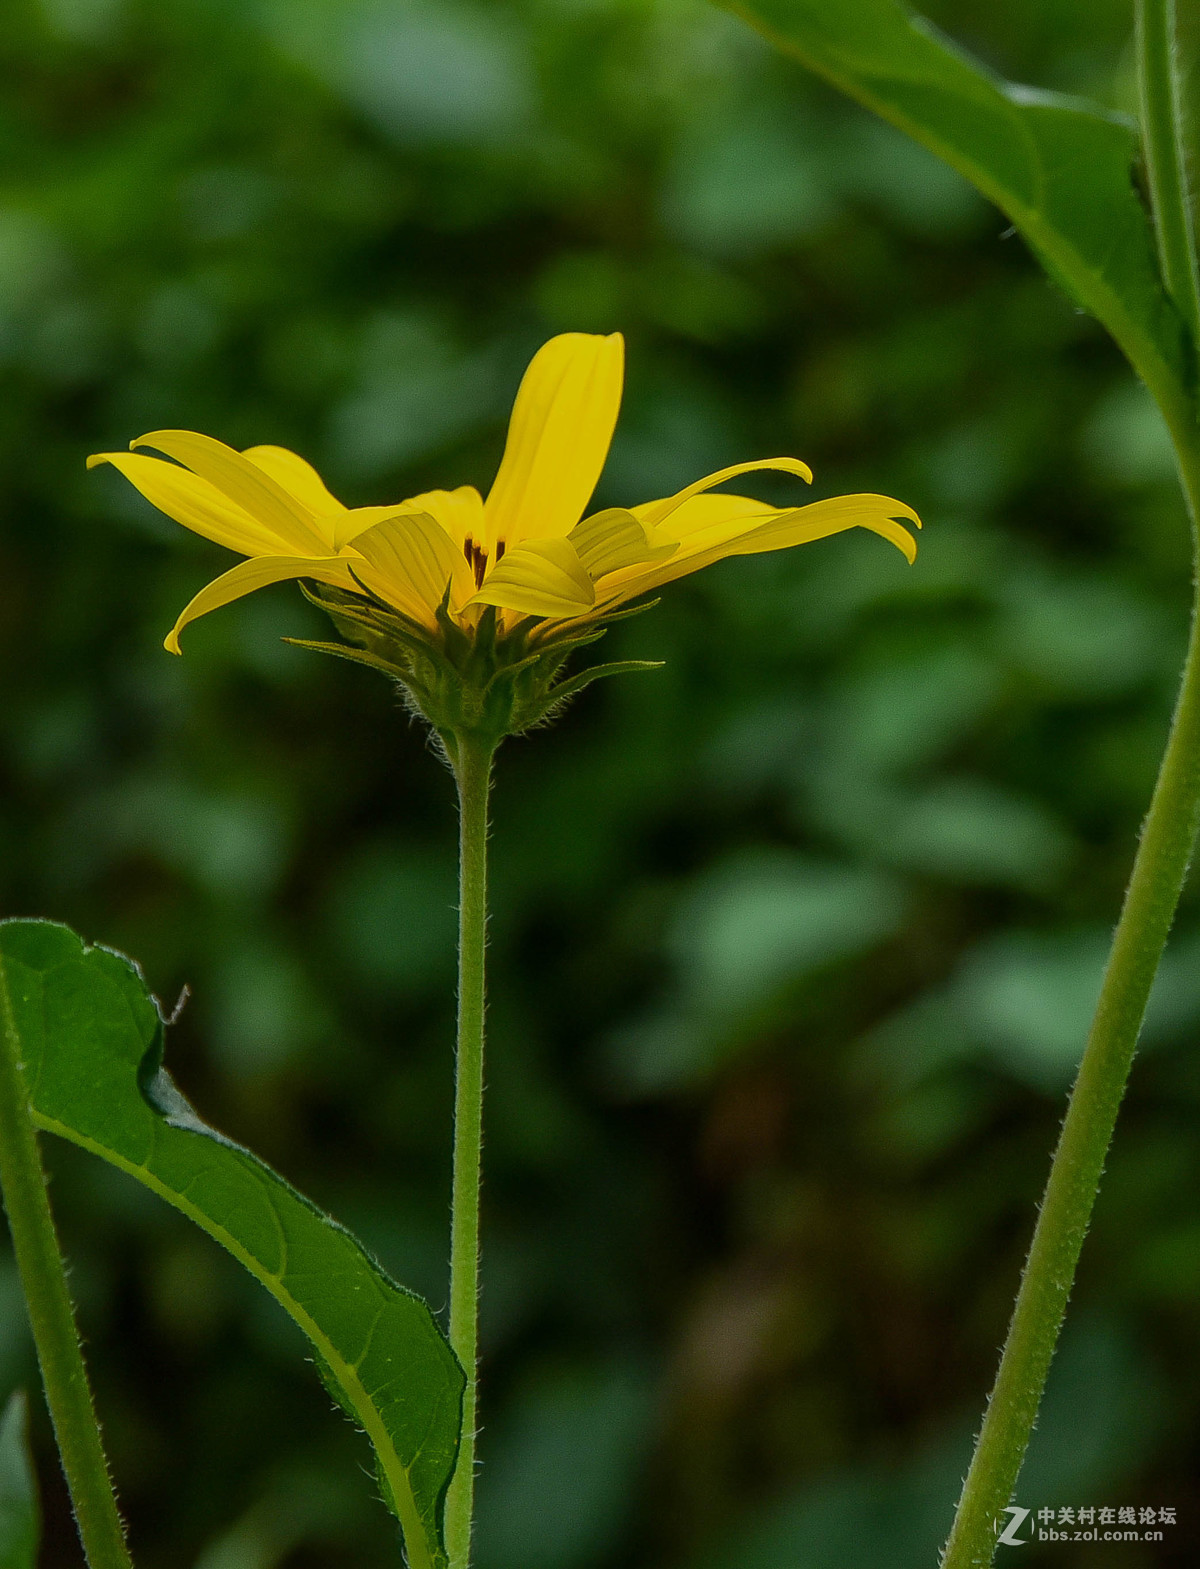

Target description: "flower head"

left=90, top=332, right=919, bottom=742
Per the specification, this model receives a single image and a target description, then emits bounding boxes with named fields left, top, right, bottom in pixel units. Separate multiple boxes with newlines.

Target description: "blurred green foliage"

left=0, top=0, right=1197, bottom=1564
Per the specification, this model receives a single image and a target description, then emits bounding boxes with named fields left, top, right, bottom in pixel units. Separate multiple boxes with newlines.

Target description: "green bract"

left=295, top=582, right=663, bottom=752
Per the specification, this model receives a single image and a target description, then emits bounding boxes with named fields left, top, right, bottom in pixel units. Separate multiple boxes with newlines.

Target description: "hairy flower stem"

left=444, top=730, right=496, bottom=1569
left=0, top=962, right=133, bottom=1569
left=942, top=10, right=1200, bottom=1564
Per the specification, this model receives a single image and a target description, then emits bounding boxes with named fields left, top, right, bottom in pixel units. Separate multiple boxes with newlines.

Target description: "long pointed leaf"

left=0, top=920, right=463, bottom=1569
left=724, top=0, right=1193, bottom=417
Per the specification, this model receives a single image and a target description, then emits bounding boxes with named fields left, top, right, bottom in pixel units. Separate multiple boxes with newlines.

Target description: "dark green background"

left=0, top=0, right=1197, bottom=1564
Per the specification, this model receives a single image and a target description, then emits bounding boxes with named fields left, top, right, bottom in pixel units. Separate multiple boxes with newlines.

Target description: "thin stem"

left=941, top=14, right=1200, bottom=1554
left=1138, top=0, right=1200, bottom=348
left=444, top=730, right=495, bottom=1569
left=942, top=594, right=1200, bottom=1566
left=0, top=962, right=134, bottom=1569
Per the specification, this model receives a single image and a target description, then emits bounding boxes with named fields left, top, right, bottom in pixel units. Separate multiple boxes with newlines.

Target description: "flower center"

left=463, top=535, right=505, bottom=588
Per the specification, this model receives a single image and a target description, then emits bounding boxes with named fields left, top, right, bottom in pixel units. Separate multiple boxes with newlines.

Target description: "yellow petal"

left=718, top=493, right=921, bottom=561
left=87, top=451, right=287, bottom=557
left=242, top=445, right=347, bottom=519
left=598, top=493, right=921, bottom=606
left=638, top=458, right=813, bottom=534
left=133, top=430, right=332, bottom=554
left=467, top=537, right=595, bottom=619
left=350, top=512, right=476, bottom=626
left=340, top=486, right=485, bottom=552
left=568, top=507, right=677, bottom=578
left=406, top=486, right=486, bottom=550
left=628, top=492, right=791, bottom=555
left=164, top=555, right=356, bottom=653
left=242, top=445, right=473, bottom=554
left=483, top=333, right=624, bottom=549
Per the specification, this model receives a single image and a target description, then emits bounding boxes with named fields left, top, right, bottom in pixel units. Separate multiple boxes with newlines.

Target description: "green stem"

left=444, top=730, right=495, bottom=1569
left=0, top=962, right=133, bottom=1569
left=941, top=14, right=1200, bottom=1561
left=1138, top=0, right=1200, bottom=348
left=942, top=591, right=1200, bottom=1568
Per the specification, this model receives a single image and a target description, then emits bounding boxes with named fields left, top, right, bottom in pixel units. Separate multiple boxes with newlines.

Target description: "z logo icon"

left=997, top=1506, right=1031, bottom=1547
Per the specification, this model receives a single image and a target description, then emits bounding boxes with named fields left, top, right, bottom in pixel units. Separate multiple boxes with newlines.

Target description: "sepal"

left=297, top=581, right=664, bottom=748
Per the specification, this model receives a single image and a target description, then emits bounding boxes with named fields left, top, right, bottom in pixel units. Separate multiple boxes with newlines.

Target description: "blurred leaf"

left=724, top=0, right=1191, bottom=407
left=661, top=100, right=832, bottom=257
left=1083, top=381, right=1179, bottom=486
left=819, top=647, right=1002, bottom=777
left=207, top=938, right=333, bottom=1075
left=883, top=777, right=1073, bottom=891
left=271, top=0, right=535, bottom=148
left=838, top=113, right=984, bottom=238
left=608, top=852, right=906, bottom=1092
left=996, top=568, right=1172, bottom=697
left=1017, top=1312, right=1166, bottom=1500
left=695, top=1315, right=1162, bottom=1569
left=0, top=1269, right=30, bottom=1400
left=0, top=921, right=463, bottom=1569
left=952, top=927, right=1110, bottom=1090
left=695, top=1419, right=974, bottom=1569
left=672, top=851, right=906, bottom=1012
left=194, top=1463, right=362, bottom=1569
left=474, top=1360, right=655, bottom=1569
left=329, top=313, right=504, bottom=477
left=0, top=1392, right=38, bottom=1569
left=326, top=838, right=458, bottom=997
left=1141, top=926, right=1200, bottom=1044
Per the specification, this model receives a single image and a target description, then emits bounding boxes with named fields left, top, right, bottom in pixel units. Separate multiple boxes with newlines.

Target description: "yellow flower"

left=89, top=332, right=919, bottom=657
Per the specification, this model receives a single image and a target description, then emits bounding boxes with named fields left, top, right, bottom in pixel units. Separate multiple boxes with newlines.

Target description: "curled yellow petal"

left=598, top=493, right=920, bottom=607
left=133, top=430, right=332, bottom=554
left=468, top=537, right=595, bottom=619
left=718, top=493, right=921, bottom=562
left=350, top=512, right=476, bottom=626
left=639, top=458, right=813, bottom=535
left=630, top=491, right=785, bottom=550
left=88, top=451, right=288, bottom=557
left=164, top=555, right=357, bottom=653
left=483, top=333, right=624, bottom=549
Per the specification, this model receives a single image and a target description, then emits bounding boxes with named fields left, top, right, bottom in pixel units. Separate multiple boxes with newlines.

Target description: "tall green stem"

left=941, top=9, right=1200, bottom=1563
left=0, top=962, right=133, bottom=1569
left=444, top=730, right=495, bottom=1569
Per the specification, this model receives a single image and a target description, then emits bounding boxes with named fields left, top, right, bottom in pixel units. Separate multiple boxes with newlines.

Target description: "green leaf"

left=0, top=1393, right=39, bottom=1569
left=723, top=0, right=1193, bottom=415
left=0, top=920, right=463, bottom=1569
